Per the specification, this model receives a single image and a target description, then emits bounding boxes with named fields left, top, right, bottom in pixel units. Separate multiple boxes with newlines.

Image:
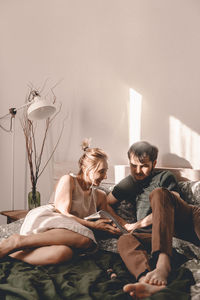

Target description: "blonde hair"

left=78, top=138, right=108, bottom=176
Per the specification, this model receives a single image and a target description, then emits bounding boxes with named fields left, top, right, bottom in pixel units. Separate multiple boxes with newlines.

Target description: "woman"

left=0, top=139, right=120, bottom=265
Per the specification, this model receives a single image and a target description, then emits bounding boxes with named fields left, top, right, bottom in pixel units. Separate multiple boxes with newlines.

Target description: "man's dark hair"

left=127, top=141, right=158, bottom=162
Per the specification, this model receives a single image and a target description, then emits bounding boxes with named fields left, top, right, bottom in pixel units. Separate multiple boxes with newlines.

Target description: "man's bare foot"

left=0, top=234, right=21, bottom=258
left=141, top=267, right=169, bottom=286
left=123, top=282, right=166, bottom=299
left=142, top=252, right=171, bottom=285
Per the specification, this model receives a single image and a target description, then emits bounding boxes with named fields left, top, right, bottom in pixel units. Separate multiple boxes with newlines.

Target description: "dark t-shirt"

left=112, top=170, right=180, bottom=221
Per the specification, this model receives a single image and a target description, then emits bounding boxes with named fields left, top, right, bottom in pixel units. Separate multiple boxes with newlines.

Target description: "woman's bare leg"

left=10, top=245, right=73, bottom=265
left=0, top=229, right=94, bottom=259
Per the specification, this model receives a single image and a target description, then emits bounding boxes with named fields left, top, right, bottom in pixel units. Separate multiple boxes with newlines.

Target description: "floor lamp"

left=0, top=96, right=56, bottom=211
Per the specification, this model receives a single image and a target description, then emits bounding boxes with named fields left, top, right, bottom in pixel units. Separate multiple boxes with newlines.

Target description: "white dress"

left=20, top=175, right=98, bottom=243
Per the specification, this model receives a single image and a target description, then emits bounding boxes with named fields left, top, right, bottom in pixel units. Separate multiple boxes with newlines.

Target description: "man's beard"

left=133, top=165, right=154, bottom=182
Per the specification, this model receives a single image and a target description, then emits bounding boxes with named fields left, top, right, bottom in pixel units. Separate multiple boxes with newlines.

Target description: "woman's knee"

left=75, top=236, right=93, bottom=249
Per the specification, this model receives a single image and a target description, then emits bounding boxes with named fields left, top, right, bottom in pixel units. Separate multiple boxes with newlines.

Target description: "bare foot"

left=141, top=267, right=168, bottom=286
left=143, top=252, right=171, bottom=285
left=0, top=234, right=21, bottom=258
left=123, top=282, right=166, bottom=299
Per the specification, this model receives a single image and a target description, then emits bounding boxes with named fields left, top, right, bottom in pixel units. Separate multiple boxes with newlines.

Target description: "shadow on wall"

left=169, top=116, right=200, bottom=169
left=161, top=153, right=192, bottom=168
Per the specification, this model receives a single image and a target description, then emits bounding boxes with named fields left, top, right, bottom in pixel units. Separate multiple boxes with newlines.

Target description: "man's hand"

left=124, top=223, right=138, bottom=232
left=93, top=219, right=121, bottom=235
left=124, top=214, right=153, bottom=232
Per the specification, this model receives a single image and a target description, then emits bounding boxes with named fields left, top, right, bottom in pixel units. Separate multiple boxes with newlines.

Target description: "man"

left=107, top=141, right=200, bottom=299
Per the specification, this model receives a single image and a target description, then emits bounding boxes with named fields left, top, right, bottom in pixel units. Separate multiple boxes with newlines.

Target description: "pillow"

left=0, top=219, right=23, bottom=241
left=178, top=181, right=200, bottom=205
left=173, top=181, right=200, bottom=260
left=173, top=237, right=200, bottom=260
left=97, top=183, right=114, bottom=195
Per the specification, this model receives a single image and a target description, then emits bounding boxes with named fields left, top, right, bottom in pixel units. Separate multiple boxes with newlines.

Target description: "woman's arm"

left=54, top=176, right=119, bottom=234
left=96, top=190, right=127, bottom=230
left=54, top=174, right=73, bottom=214
left=106, top=192, right=129, bottom=226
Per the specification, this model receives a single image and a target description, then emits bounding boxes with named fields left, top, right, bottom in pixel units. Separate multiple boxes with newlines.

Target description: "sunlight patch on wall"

left=169, top=116, right=200, bottom=169
left=129, top=88, right=142, bottom=146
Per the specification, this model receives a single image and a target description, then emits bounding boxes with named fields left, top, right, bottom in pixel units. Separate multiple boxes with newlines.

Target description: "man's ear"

left=153, top=160, right=157, bottom=168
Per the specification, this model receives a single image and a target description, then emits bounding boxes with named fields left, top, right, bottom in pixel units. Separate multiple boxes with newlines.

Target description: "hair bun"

left=81, top=138, right=92, bottom=152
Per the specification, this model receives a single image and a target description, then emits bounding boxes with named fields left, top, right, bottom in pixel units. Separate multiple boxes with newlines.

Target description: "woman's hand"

left=92, top=219, right=121, bottom=235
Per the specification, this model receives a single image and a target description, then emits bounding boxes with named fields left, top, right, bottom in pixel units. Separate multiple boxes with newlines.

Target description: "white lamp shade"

left=27, top=97, right=56, bottom=120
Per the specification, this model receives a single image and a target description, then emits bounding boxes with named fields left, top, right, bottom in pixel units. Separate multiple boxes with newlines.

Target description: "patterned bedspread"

left=1, top=179, right=200, bottom=299
left=0, top=219, right=200, bottom=299
left=175, top=240, right=200, bottom=300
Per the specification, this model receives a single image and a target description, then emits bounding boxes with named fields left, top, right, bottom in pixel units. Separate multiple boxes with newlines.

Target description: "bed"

left=0, top=166, right=200, bottom=300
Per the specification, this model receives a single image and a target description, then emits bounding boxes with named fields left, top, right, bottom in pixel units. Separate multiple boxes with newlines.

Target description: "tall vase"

left=28, top=189, right=41, bottom=210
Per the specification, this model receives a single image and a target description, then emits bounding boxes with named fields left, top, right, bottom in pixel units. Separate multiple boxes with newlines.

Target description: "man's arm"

left=107, top=192, right=153, bottom=232
left=124, top=213, right=152, bottom=232
left=107, top=192, right=119, bottom=205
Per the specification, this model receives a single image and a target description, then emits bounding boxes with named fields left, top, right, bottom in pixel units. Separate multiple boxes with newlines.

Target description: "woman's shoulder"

left=57, top=173, right=75, bottom=188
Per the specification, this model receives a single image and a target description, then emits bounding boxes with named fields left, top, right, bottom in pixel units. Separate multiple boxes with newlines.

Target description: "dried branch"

left=38, top=116, right=66, bottom=178
left=20, top=83, right=63, bottom=203
left=36, top=118, right=50, bottom=170
left=49, top=102, right=62, bottom=125
left=39, top=78, right=50, bottom=94
left=31, top=121, right=37, bottom=172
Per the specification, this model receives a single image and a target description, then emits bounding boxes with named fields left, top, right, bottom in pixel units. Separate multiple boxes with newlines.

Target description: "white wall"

left=0, top=0, right=200, bottom=223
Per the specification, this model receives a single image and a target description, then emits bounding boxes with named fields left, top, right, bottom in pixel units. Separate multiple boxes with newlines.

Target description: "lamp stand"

left=0, top=93, right=57, bottom=212
left=11, top=117, right=15, bottom=211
